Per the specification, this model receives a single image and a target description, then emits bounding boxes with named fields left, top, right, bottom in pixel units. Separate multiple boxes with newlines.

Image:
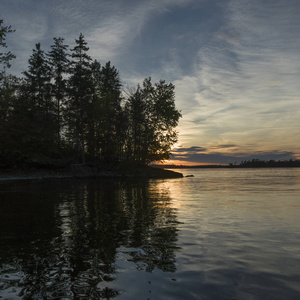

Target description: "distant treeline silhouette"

left=0, top=20, right=181, bottom=168
left=229, top=159, right=300, bottom=168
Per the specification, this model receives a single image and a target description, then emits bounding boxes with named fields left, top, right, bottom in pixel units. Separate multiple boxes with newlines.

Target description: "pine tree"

left=98, top=61, right=123, bottom=162
left=19, top=43, right=57, bottom=160
left=124, top=84, right=146, bottom=163
left=0, top=20, right=16, bottom=164
left=48, top=37, right=69, bottom=146
left=0, top=74, right=20, bottom=165
left=0, top=19, right=15, bottom=70
left=85, top=61, right=124, bottom=163
left=85, top=59, right=102, bottom=159
left=22, top=43, right=52, bottom=112
left=67, top=33, right=92, bottom=164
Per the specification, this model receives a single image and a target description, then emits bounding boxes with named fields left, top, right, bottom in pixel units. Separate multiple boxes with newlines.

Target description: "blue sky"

left=2, top=0, right=300, bottom=164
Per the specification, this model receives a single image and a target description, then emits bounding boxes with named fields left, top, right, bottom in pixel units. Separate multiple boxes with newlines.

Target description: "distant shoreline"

left=156, top=165, right=300, bottom=169
left=155, top=159, right=300, bottom=169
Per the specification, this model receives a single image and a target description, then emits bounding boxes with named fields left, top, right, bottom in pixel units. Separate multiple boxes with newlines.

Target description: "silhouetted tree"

left=0, top=24, right=182, bottom=168
left=125, top=78, right=181, bottom=165
left=0, top=74, right=20, bottom=165
left=17, top=43, right=57, bottom=160
left=66, top=33, right=93, bottom=164
left=85, top=59, right=102, bottom=159
left=98, top=61, right=123, bottom=162
left=48, top=37, right=69, bottom=146
left=233, top=159, right=300, bottom=168
left=85, top=61, right=125, bottom=163
left=0, top=20, right=16, bottom=164
left=124, top=84, right=145, bottom=163
left=22, top=43, right=52, bottom=110
left=0, top=19, right=15, bottom=70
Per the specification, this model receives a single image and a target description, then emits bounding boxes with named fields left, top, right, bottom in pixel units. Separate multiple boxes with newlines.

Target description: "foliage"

left=0, top=20, right=181, bottom=167
left=19, top=43, right=58, bottom=159
left=0, top=19, right=15, bottom=69
left=125, top=78, right=181, bottom=164
left=66, top=33, right=93, bottom=164
left=0, top=20, right=17, bottom=164
left=47, top=37, right=69, bottom=145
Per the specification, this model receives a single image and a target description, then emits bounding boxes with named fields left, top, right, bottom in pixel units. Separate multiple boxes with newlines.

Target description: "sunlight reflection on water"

left=0, top=168, right=300, bottom=299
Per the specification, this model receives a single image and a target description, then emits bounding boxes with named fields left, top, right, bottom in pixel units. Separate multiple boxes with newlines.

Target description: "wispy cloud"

left=171, top=146, right=297, bottom=165
left=2, top=0, right=300, bottom=163
left=167, top=0, right=300, bottom=159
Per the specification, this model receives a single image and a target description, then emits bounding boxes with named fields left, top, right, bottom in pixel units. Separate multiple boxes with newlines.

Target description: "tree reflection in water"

left=0, top=178, right=180, bottom=299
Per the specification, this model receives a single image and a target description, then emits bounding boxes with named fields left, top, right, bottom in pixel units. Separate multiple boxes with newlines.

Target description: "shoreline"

left=0, top=165, right=183, bottom=182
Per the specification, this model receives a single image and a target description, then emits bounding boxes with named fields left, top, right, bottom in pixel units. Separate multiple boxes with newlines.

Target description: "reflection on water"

left=1, top=168, right=300, bottom=299
left=171, top=168, right=300, bottom=299
left=0, top=179, right=179, bottom=299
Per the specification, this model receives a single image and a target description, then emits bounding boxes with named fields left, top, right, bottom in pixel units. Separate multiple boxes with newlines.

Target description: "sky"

left=1, top=0, right=300, bottom=165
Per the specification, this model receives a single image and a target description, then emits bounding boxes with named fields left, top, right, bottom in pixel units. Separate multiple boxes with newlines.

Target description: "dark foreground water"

left=0, top=168, right=300, bottom=300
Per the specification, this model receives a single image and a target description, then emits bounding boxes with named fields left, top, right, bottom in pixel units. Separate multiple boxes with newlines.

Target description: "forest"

left=229, top=159, right=300, bottom=168
left=0, top=20, right=181, bottom=169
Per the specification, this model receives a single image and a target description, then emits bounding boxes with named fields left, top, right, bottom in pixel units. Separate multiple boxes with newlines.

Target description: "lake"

left=0, top=168, right=300, bottom=299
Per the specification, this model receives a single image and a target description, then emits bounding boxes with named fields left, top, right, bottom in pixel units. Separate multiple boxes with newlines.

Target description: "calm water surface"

left=0, top=168, right=300, bottom=299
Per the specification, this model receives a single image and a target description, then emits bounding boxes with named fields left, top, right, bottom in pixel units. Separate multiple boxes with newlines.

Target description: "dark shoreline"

left=0, top=165, right=183, bottom=182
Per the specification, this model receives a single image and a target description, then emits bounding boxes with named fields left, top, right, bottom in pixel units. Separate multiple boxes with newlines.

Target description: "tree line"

left=229, top=159, right=300, bottom=168
left=0, top=20, right=181, bottom=168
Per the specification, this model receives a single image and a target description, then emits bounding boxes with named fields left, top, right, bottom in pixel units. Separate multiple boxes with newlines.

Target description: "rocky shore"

left=0, top=164, right=183, bottom=181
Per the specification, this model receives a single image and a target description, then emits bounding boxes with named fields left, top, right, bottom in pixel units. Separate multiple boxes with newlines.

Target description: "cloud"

left=173, top=146, right=207, bottom=154
left=215, top=32, right=240, bottom=45
left=171, top=146, right=297, bottom=165
left=2, top=0, right=300, bottom=164
left=168, top=0, right=300, bottom=160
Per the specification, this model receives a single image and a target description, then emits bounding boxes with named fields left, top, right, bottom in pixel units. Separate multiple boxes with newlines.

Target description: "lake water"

left=0, top=168, right=300, bottom=299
